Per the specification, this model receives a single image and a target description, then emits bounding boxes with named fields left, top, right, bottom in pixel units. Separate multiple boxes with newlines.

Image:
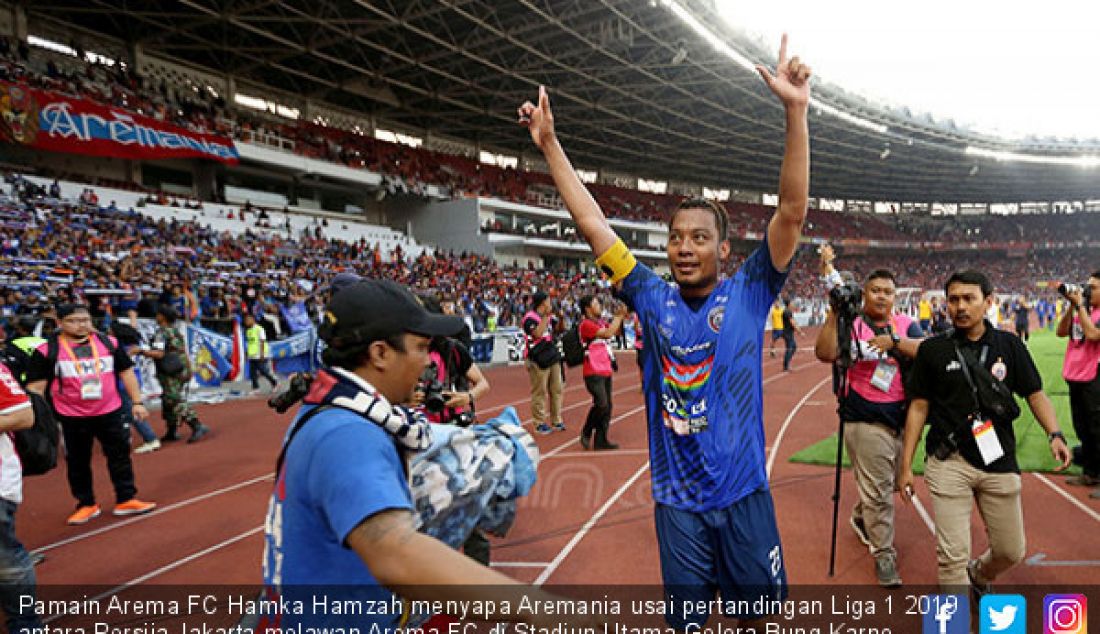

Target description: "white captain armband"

left=594, top=239, right=637, bottom=283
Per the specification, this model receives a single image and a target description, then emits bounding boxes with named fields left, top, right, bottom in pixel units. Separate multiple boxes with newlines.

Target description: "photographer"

left=814, top=245, right=923, bottom=587
left=1055, top=272, right=1100, bottom=497
left=577, top=295, right=627, bottom=451
left=523, top=292, right=565, bottom=435
left=411, top=294, right=492, bottom=564
left=262, top=279, right=598, bottom=634
left=899, top=269, right=1071, bottom=593
left=412, top=295, right=491, bottom=429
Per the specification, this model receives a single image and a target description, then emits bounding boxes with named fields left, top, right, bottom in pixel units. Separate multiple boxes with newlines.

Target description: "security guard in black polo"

left=899, top=269, right=1070, bottom=592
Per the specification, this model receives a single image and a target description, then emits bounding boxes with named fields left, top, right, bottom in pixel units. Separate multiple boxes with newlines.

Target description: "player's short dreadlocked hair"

left=671, top=197, right=729, bottom=241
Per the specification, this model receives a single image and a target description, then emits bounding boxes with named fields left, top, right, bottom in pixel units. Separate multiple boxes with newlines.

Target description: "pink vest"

left=1063, top=307, right=1100, bottom=383
left=580, top=318, right=614, bottom=377
left=423, top=349, right=468, bottom=424
left=523, top=310, right=552, bottom=352
left=846, top=313, right=914, bottom=404
left=36, top=335, right=124, bottom=418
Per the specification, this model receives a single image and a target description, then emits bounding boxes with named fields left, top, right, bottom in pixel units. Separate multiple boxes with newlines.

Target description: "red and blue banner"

left=0, top=81, right=238, bottom=164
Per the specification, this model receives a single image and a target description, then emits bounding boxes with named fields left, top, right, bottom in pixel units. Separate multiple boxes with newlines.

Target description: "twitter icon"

left=981, top=595, right=1026, bottom=634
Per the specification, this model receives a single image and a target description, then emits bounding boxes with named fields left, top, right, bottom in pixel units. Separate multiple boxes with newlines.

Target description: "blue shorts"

left=770, top=330, right=783, bottom=341
left=654, top=487, right=787, bottom=628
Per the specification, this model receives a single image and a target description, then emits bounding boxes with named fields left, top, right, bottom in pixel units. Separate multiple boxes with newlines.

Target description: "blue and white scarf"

left=302, top=366, right=432, bottom=450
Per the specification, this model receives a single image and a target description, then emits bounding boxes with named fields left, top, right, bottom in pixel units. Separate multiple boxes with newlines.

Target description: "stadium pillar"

left=10, top=4, right=26, bottom=41
left=225, top=75, right=237, bottom=112
left=127, top=41, right=144, bottom=71
left=194, top=161, right=217, bottom=201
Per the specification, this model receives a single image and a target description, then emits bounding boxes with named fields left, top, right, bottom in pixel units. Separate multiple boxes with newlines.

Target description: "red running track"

left=20, top=339, right=1100, bottom=599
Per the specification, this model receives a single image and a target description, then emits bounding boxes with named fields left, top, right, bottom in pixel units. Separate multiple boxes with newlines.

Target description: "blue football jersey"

left=619, top=240, right=788, bottom=512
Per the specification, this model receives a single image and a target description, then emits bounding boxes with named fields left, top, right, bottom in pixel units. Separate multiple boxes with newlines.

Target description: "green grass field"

left=787, top=328, right=1082, bottom=475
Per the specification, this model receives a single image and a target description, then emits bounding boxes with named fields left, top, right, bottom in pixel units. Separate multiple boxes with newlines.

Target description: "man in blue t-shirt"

left=519, top=35, right=812, bottom=629
left=261, top=279, right=597, bottom=633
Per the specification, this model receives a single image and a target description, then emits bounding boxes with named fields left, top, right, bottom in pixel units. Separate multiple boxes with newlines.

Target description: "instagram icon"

left=1045, top=595, right=1088, bottom=634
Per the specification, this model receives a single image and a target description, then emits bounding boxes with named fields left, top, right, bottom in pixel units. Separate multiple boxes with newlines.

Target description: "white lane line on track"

left=490, top=562, right=552, bottom=568
left=911, top=495, right=936, bottom=535
left=545, top=449, right=650, bottom=459
left=541, top=405, right=647, bottom=459
left=43, top=525, right=264, bottom=624
left=1031, top=472, right=1100, bottom=524
left=531, top=359, right=823, bottom=584
left=534, top=462, right=651, bottom=587
left=33, top=474, right=273, bottom=554
left=766, top=376, right=833, bottom=479
left=60, top=354, right=817, bottom=587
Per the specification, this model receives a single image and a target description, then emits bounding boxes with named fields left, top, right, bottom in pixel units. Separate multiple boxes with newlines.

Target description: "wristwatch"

left=890, top=331, right=901, bottom=348
left=1049, top=430, right=1066, bottom=444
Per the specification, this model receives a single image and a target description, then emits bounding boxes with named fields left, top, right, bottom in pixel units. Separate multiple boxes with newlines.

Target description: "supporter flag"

left=270, top=329, right=316, bottom=376
left=187, top=324, right=234, bottom=387
left=279, top=301, right=314, bottom=334
left=193, top=339, right=232, bottom=387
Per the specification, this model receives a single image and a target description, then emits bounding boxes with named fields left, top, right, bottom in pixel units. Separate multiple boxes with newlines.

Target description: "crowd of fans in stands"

left=0, top=35, right=1095, bottom=344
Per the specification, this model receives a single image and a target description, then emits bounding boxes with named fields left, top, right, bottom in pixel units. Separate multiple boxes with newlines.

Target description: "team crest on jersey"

left=707, top=306, right=725, bottom=333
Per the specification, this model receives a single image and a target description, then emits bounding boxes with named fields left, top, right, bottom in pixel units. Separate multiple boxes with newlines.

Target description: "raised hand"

left=818, top=243, right=835, bottom=275
left=518, top=86, right=556, bottom=151
left=755, top=34, right=811, bottom=109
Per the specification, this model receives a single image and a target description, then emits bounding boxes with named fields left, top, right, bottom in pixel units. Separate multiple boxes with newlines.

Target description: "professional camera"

left=419, top=362, right=447, bottom=414
left=268, top=372, right=314, bottom=414
left=829, top=281, right=863, bottom=318
left=1059, top=282, right=1092, bottom=306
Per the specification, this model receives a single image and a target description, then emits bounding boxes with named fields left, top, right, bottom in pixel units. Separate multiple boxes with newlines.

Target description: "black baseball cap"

left=328, top=272, right=362, bottom=293
left=320, top=279, right=463, bottom=349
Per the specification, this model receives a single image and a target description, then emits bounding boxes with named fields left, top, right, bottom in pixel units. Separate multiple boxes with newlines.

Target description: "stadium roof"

left=27, top=0, right=1100, bottom=203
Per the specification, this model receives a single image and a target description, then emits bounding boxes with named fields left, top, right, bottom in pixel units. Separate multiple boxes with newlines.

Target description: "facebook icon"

left=923, top=595, right=970, bottom=634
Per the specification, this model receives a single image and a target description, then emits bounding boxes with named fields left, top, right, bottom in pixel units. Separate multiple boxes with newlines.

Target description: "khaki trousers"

left=925, top=453, right=1025, bottom=590
left=844, top=421, right=903, bottom=557
left=526, top=360, right=563, bottom=425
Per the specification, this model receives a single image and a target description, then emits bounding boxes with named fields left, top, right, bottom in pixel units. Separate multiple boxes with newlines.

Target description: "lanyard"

left=59, top=335, right=103, bottom=379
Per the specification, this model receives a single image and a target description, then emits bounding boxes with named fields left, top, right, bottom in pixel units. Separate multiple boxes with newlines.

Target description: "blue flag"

left=188, top=325, right=233, bottom=387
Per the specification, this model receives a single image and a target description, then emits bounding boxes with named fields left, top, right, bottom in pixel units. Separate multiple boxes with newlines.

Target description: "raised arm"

left=519, top=87, right=618, bottom=256
left=757, top=35, right=811, bottom=270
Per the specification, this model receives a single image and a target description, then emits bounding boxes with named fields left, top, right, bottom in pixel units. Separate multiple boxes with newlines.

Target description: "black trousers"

left=249, top=358, right=278, bottom=390
left=1069, top=374, right=1100, bottom=477
left=582, top=375, right=613, bottom=446
left=56, top=408, right=137, bottom=507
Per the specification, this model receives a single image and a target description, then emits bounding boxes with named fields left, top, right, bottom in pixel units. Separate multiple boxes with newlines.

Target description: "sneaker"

left=1066, top=474, right=1100, bottom=486
left=113, top=499, right=157, bottom=517
left=593, top=442, right=620, bottom=451
left=850, top=515, right=872, bottom=549
left=579, top=432, right=591, bottom=450
left=535, top=423, right=553, bottom=435
left=187, top=424, right=211, bottom=444
left=875, top=554, right=902, bottom=588
left=967, top=559, right=991, bottom=601
left=1089, top=488, right=1100, bottom=499
left=66, top=505, right=101, bottom=525
left=134, top=439, right=161, bottom=454
left=553, top=421, right=566, bottom=432
left=160, top=431, right=181, bottom=443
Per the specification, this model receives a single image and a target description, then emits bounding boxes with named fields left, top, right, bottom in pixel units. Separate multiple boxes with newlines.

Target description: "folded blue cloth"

left=410, top=406, right=539, bottom=547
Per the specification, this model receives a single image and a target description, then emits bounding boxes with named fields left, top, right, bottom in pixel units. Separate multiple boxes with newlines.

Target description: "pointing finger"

left=539, top=85, right=550, bottom=112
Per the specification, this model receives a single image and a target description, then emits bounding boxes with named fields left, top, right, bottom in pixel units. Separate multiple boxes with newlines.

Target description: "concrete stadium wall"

left=387, top=197, right=494, bottom=257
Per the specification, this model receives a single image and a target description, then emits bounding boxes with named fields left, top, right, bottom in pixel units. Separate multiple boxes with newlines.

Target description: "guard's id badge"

left=870, top=359, right=898, bottom=392
left=80, top=376, right=104, bottom=401
left=972, top=417, right=1005, bottom=465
